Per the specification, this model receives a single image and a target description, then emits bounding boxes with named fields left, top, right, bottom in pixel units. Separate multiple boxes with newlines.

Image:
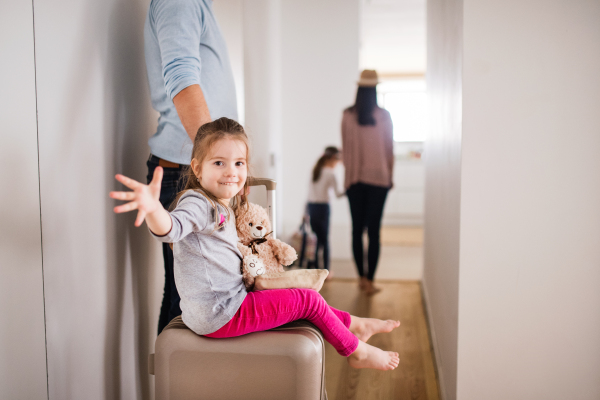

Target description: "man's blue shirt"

left=144, top=0, right=238, bottom=165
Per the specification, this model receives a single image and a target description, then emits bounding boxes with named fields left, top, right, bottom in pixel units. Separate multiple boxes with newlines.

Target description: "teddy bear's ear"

left=235, top=202, right=257, bottom=238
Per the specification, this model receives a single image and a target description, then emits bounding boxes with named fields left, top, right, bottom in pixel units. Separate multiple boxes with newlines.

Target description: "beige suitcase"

left=148, top=178, right=327, bottom=400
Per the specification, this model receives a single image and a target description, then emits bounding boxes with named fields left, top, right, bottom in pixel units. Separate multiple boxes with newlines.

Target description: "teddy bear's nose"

left=256, top=226, right=263, bottom=231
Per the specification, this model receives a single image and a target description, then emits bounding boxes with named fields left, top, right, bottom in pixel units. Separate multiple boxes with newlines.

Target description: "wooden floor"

left=320, top=279, right=439, bottom=400
left=380, top=226, right=424, bottom=247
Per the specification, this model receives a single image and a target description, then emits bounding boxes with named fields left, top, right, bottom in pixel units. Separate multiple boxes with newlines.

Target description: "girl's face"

left=191, top=138, right=248, bottom=201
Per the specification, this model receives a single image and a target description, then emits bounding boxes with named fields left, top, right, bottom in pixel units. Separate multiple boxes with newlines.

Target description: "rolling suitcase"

left=289, top=212, right=317, bottom=269
left=149, top=178, right=327, bottom=400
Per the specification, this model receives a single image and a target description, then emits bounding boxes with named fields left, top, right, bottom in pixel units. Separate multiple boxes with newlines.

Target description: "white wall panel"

left=422, top=0, right=463, bottom=399
left=33, top=0, right=159, bottom=398
left=0, top=1, right=48, bottom=399
left=213, top=0, right=245, bottom=124
left=243, top=0, right=283, bottom=185
left=458, top=1, right=600, bottom=398
left=383, top=159, right=425, bottom=225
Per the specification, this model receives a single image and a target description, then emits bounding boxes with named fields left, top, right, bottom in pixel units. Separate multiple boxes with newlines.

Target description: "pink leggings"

left=205, top=288, right=360, bottom=357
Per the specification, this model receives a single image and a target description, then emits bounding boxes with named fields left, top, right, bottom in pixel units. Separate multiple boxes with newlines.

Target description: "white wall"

left=280, top=0, right=360, bottom=259
left=458, top=1, right=600, bottom=399
left=383, top=146, right=425, bottom=226
left=242, top=0, right=282, bottom=183
left=33, top=0, right=160, bottom=398
left=213, top=0, right=245, bottom=125
left=0, top=1, right=48, bottom=398
left=422, top=0, right=462, bottom=399
left=425, top=1, right=600, bottom=399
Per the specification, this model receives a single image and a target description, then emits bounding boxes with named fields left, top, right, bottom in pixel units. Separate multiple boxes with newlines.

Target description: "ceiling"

left=360, top=0, right=426, bottom=75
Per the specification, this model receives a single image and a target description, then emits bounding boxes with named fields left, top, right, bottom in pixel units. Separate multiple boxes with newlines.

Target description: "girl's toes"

left=386, top=320, right=401, bottom=330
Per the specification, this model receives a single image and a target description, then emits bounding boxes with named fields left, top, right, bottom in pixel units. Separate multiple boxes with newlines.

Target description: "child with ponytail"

left=306, top=146, right=345, bottom=274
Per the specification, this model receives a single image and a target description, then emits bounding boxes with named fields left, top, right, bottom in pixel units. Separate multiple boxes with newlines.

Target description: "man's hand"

left=173, top=84, right=212, bottom=142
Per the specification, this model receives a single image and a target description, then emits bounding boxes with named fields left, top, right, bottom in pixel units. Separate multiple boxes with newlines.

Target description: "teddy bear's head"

left=235, top=202, right=272, bottom=244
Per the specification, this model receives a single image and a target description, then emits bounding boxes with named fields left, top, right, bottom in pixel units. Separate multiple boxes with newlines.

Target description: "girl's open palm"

left=110, top=167, right=164, bottom=227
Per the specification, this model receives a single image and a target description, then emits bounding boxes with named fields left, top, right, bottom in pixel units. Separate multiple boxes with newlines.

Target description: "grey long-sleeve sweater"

left=152, top=190, right=246, bottom=335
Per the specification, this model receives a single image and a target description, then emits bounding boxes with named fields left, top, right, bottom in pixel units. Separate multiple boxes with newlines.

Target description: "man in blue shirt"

left=144, top=0, right=238, bottom=333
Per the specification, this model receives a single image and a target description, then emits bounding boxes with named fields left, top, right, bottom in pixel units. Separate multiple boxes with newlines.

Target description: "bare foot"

left=349, top=316, right=401, bottom=342
left=364, top=280, right=381, bottom=296
left=359, top=276, right=368, bottom=290
left=347, top=341, right=399, bottom=371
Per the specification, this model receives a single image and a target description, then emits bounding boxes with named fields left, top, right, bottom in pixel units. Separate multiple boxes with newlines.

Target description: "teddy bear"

left=235, top=202, right=328, bottom=291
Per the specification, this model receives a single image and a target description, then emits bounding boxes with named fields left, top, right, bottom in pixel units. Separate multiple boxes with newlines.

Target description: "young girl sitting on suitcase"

left=110, top=117, right=400, bottom=371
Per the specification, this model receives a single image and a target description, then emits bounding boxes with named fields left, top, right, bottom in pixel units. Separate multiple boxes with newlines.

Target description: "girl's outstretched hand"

left=110, top=167, right=164, bottom=227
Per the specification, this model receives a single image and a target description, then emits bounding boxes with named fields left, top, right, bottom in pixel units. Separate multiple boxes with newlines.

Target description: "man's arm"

left=151, top=0, right=210, bottom=141
left=173, top=84, right=211, bottom=142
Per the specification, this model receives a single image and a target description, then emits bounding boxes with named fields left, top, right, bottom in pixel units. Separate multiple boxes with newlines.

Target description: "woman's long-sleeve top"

left=341, top=107, right=394, bottom=189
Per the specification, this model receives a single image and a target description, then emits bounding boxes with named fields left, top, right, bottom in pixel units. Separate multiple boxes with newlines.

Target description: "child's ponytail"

left=312, top=146, right=341, bottom=182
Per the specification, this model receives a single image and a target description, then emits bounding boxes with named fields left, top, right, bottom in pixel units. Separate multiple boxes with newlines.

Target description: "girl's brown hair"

left=312, top=146, right=341, bottom=182
left=171, top=117, right=250, bottom=230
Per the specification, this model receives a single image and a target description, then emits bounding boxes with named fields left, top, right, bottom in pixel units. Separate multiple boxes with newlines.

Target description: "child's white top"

left=307, top=167, right=345, bottom=203
left=152, top=190, right=246, bottom=335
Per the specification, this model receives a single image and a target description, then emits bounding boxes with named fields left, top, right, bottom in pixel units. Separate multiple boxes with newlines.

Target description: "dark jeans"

left=147, top=155, right=186, bottom=334
left=346, top=182, right=389, bottom=281
left=307, top=203, right=331, bottom=270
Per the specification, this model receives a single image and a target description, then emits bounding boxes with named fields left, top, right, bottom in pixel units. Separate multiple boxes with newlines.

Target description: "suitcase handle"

left=248, top=177, right=276, bottom=190
left=247, top=177, right=277, bottom=239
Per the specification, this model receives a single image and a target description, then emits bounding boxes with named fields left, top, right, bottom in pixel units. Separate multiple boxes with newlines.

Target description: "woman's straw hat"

left=357, top=70, right=379, bottom=87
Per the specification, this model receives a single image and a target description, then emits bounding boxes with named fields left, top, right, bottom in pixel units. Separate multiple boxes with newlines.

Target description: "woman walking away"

left=307, top=146, right=345, bottom=276
left=111, top=117, right=400, bottom=370
left=342, top=70, right=394, bottom=295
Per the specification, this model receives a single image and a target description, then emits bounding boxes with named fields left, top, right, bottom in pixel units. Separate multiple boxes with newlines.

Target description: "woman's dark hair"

left=312, top=146, right=341, bottom=182
left=349, top=86, right=378, bottom=126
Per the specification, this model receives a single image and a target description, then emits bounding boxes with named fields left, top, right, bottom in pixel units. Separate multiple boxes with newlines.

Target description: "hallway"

left=321, top=280, right=439, bottom=400
left=2, top=0, right=599, bottom=398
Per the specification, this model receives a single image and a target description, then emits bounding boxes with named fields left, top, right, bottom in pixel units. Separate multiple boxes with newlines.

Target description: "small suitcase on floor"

left=149, top=178, right=327, bottom=400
